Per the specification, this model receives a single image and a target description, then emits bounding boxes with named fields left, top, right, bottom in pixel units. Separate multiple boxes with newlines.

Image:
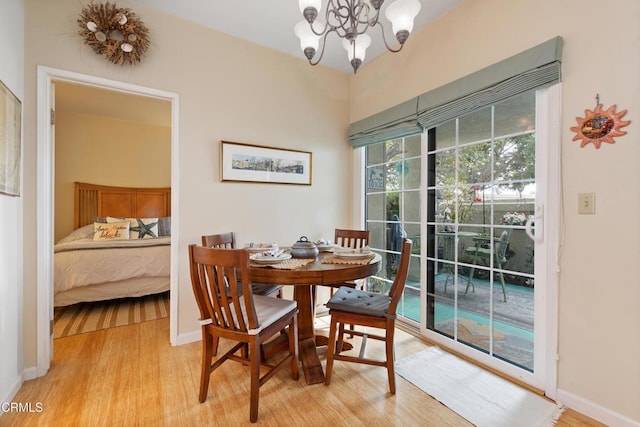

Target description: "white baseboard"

left=557, top=388, right=640, bottom=427
left=22, top=366, right=38, bottom=381
left=174, top=330, right=200, bottom=346
left=0, top=375, right=23, bottom=414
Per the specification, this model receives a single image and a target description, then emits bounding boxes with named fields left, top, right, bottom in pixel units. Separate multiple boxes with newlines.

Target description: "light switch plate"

left=578, top=193, right=595, bottom=214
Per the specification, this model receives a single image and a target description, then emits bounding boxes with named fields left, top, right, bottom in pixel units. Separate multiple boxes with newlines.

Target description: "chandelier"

left=294, top=0, right=421, bottom=73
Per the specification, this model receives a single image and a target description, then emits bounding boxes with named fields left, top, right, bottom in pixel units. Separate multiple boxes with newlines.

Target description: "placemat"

left=321, top=254, right=375, bottom=265
left=250, top=258, right=315, bottom=270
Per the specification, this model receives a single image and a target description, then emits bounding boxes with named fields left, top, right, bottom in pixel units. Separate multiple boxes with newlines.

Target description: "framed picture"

left=220, top=141, right=312, bottom=185
left=0, top=80, right=21, bottom=197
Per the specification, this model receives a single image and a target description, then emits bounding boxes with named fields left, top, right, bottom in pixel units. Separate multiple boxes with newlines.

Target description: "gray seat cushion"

left=251, top=283, right=282, bottom=296
left=326, top=287, right=393, bottom=318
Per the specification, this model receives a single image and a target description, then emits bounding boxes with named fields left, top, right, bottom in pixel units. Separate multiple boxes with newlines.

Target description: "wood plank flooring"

left=1, top=317, right=604, bottom=426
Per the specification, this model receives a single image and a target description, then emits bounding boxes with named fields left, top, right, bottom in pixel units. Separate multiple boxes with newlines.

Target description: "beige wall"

left=352, top=0, right=640, bottom=423
left=23, top=0, right=351, bottom=370
left=54, top=111, right=171, bottom=242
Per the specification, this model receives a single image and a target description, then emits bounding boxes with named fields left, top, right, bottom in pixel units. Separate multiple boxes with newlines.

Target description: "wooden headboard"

left=74, top=182, right=171, bottom=230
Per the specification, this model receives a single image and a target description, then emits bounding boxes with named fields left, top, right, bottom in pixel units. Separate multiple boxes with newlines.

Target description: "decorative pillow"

left=93, top=221, right=130, bottom=241
left=158, top=217, right=171, bottom=237
left=107, top=216, right=158, bottom=239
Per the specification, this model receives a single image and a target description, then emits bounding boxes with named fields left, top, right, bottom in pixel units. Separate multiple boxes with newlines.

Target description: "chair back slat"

left=211, top=264, right=236, bottom=329
left=386, top=238, right=412, bottom=316
left=189, top=244, right=259, bottom=333
left=335, top=229, right=370, bottom=249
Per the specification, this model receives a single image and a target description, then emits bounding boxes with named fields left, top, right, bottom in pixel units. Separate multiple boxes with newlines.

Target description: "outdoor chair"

left=464, top=230, right=510, bottom=302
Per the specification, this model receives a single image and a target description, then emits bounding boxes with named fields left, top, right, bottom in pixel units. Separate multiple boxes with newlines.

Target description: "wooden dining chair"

left=324, top=238, right=412, bottom=394
left=332, top=228, right=371, bottom=291
left=202, top=232, right=283, bottom=298
left=188, top=244, right=299, bottom=423
left=334, top=228, right=370, bottom=251
left=331, top=229, right=372, bottom=334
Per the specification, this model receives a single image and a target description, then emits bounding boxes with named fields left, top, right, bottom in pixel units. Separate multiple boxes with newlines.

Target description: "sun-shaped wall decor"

left=570, top=101, right=630, bottom=149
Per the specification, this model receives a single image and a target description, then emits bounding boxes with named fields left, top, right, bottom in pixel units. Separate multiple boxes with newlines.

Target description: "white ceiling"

left=130, top=0, right=463, bottom=74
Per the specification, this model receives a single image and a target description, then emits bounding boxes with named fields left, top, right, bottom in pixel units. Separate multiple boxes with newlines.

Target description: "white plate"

left=316, top=244, right=335, bottom=252
left=250, top=253, right=292, bottom=264
left=245, top=244, right=278, bottom=253
left=334, top=251, right=373, bottom=259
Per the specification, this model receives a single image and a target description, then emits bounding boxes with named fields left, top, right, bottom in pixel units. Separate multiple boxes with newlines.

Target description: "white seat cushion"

left=245, top=295, right=297, bottom=334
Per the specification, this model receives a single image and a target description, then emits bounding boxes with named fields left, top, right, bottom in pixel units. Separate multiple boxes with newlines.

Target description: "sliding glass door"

left=425, top=90, right=537, bottom=372
left=364, top=86, right=559, bottom=389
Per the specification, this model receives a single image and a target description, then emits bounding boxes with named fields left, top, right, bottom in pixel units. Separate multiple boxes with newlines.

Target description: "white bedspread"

left=54, top=225, right=170, bottom=294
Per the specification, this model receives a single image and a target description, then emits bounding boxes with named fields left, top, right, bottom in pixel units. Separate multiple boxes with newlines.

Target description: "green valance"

left=348, top=36, right=563, bottom=148
left=348, top=98, right=421, bottom=149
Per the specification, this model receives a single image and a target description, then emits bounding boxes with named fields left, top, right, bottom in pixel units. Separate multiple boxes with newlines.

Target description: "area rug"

left=396, top=346, right=564, bottom=427
left=53, top=292, right=169, bottom=338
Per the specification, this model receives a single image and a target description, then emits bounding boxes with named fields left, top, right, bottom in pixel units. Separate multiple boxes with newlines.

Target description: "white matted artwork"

left=220, top=140, right=312, bottom=185
left=0, top=80, right=21, bottom=197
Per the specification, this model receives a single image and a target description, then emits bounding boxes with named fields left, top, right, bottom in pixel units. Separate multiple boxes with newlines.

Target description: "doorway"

left=36, top=66, right=180, bottom=376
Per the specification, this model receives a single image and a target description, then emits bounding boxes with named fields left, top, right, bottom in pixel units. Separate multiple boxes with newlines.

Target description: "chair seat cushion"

left=326, top=287, right=392, bottom=318
left=464, top=246, right=491, bottom=258
left=249, top=295, right=297, bottom=334
left=251, top=283, right=283, bottom=296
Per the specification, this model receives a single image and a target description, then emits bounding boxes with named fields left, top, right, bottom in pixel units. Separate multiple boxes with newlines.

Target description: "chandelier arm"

left=376, top=21, right=404, bottom=53
left=307, top=30, right=333, bottom=66
left=329, top=0, right=350, bottom=36
left=354, top=1, right=380, bottom=28
left=310, top=19, right=331, bottom=36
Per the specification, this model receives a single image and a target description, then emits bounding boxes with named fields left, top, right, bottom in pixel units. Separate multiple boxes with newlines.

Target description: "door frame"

left=417, top=84, right=561, bottom=397
left=36, top=66, right=180, bottom=376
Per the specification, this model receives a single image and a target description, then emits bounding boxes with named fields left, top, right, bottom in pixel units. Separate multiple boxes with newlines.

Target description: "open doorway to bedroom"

left=51, top=82, right=172, bottom=341
left=36, top=66, right=179, bottom=375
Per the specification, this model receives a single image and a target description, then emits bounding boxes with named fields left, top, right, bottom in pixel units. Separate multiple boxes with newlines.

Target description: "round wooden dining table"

left=249, top=251, right=381, bottom=385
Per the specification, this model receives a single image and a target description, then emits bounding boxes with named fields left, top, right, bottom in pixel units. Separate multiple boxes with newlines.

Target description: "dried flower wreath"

left=77, top=2, right=150, bottom=65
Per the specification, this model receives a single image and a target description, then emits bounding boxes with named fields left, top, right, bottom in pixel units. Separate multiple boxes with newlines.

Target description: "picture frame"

left=0, top=80, right=21, bottom=197
left=220, top=141, right=312, bottom=185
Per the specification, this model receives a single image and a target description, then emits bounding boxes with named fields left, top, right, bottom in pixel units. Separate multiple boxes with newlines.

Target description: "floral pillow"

left=93, top=221, right=130, bottom=241
left=107, top=217, right=158, bottom=239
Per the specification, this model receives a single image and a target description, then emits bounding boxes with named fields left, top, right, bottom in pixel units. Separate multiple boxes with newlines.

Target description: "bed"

left=53, top=182, right=172, bottom=307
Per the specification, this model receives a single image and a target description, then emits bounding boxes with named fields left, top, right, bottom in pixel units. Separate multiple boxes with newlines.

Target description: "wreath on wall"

left=77, top=2, right=150, bottom=65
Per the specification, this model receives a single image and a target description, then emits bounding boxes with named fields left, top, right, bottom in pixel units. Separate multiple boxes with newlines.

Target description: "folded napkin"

left=333, top=245, right=371, bottom=255
left=315, top=238, right=331, bottom=245
left=260, top=249, right=285, bottom=257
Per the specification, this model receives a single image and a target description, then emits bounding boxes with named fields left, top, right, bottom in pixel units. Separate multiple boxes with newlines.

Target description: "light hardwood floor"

left=1, top=316, right=603, bottom=426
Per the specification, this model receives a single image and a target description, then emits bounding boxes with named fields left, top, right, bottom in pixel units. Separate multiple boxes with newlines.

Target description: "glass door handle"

left=525, top=203, right=543, bottom=242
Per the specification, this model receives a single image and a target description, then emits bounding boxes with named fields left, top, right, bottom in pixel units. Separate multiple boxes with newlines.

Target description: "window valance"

left=348, top=36, right=563, bottom=148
